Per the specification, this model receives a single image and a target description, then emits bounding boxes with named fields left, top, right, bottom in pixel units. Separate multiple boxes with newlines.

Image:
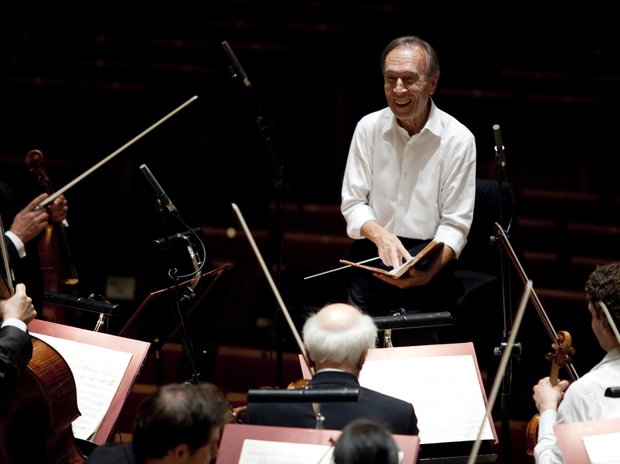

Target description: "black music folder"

left=118, top=264, right=230, bottom=343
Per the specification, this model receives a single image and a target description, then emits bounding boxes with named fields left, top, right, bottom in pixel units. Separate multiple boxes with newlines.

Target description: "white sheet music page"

left=238, top=439, right=334, bottom=464
left=582, top=431, right=620, bottom=464
left=359, top=354, right=493, bottom=444
left=238, top=439, right=406, bottom=464
left=30, top=332, right=133, bottom=440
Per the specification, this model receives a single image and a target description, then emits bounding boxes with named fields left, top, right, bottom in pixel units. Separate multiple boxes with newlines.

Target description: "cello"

left=0, top=337, right=86, bottom=464
left=0, top=214, right=86, bottom=463
left=25, top=149, right=79, bottom=324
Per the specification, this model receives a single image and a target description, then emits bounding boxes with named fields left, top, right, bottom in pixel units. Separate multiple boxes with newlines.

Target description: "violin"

left=25, top=149, right=79, bottom=324
left=526, top=330, right=575, bottom=456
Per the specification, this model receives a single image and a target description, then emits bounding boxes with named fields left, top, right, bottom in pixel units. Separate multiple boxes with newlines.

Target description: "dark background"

left=1, top=4, right=619, bottom=394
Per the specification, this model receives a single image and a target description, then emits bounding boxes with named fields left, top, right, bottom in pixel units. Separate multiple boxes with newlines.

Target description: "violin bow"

left=493, top=222, right=579, bottom=382
left=467, top=280, right=533, bottom=464
left=231, top=203, right=313, bottom=375
left=34, top=95, right=199, bottom=211
left=599, top=301, right=620, bottom=345
left=0, top=211, right=15, bottom=297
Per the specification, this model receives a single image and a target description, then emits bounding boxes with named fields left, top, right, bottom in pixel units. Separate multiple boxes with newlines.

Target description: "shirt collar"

left=389, top=98, right=441, bottom=139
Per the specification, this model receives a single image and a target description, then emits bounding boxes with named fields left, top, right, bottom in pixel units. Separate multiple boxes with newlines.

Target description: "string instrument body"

left=526, top=330, right=575, bottom=455
left=25, top=149, right=79, bottom=323
left=0, top=336, right=85, bottom=463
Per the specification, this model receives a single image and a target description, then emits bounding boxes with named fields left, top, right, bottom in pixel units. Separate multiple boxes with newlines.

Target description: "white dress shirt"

left=341, top=100, right=476, bottom=257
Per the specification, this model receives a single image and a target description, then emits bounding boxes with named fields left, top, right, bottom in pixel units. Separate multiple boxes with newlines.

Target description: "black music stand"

left=118, top=263, right=230, bottom=384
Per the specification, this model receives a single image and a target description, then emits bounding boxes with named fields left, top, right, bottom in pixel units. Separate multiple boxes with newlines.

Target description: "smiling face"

left=383, top=44, right=438, bottom=136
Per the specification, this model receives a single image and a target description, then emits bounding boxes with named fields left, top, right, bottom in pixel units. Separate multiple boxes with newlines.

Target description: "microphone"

left=221, top=40, right=251, bottom=88
left=247, top=387, right=359, bottom=403
left=140, top=164, right=177, bottom=214
left=372, top=311, right=454, bottom=331
left=493, top=124, right=506, bottom=169
left=605, top=386, right=620, bottom=398
left=43, top=291, right=121, bottom=315
left=151, top=227, right=202, bottom=249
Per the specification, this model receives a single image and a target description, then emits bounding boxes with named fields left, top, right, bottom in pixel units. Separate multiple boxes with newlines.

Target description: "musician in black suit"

left=87, top=382, right=232, bottom=464
left=0, top=180, right=68, bottom=310
left=0, top=283, right=37, bottom=386
left=246, top=302, right=419, bottom=435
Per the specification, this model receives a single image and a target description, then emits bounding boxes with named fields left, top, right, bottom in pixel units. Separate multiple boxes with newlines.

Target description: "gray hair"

left=380, top=35, right=440, bottom=78
left=302, top=304, right=377, bottom=367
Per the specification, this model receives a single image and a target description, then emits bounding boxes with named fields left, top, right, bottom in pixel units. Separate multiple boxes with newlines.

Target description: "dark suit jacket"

left=0, top=180, right=22, bottom=265
left=246, top=370, right=419, bottom=435
left=0, top=325, right=33, bottom=386
left=0, top=180, right=44, bottom=309
left=86, top=443, right=138, bottom=464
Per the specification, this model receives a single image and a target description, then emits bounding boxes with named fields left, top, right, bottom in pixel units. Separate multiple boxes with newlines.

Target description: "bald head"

left=303, top=303, right=377, bottom=373
left=317, top=303, right=363, bottom=330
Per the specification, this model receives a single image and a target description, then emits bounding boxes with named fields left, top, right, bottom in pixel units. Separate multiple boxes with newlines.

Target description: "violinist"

left=0, top=180, right=69, bottom=309
left=532, top=262, right=620, bottom=463
left=246, top=302, right=419, bottom=435
left=0, top=283, right=37, bottom=386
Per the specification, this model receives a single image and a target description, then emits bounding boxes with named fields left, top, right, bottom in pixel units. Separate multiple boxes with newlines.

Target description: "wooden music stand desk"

left=216, top=423, right=420, bottom=464
left=28, top=319, right=150, bottom=445
left=299, top=342, right=498, bottom=463
left=555, top=417, right=620, bottom=464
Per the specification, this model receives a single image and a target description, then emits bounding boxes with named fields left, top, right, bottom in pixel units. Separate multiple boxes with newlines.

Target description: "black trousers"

left=346, top=238, right=463, bottom=346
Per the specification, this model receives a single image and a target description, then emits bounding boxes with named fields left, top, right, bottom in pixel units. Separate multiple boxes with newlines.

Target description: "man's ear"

left=428, top=75, right=439, bottom=96
left=170, top=443, right=190, bottom=459
left=356, top=349, right=368, bottom=371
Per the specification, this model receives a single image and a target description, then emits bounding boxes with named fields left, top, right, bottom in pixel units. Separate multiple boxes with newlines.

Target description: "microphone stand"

left=491, top=124, right=519, bottom=464
left=150, top=197, right=203, bottom=385
left=222, top=41, right=303, bottom=387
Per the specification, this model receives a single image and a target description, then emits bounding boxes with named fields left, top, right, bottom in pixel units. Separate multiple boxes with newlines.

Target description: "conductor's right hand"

left=360, top=220, right=412, bottom=269
left=0, top=283, right=37, bottom=324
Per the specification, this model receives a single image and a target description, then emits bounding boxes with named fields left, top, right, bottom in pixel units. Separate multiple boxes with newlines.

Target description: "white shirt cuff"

left=1, top=318, right=28, bottom=332
left=5, top=231, right=26, bottom=258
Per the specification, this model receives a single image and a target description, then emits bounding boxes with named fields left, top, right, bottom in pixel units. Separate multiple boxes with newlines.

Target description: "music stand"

left=216, top=423, right=420, bottom=464
left=118, top=263, right=230, bottom=383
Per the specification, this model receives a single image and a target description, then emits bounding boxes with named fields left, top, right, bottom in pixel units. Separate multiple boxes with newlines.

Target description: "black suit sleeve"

left=0, top=180, right=22, bottom=266
left=0, top=325, right=33, bottom=386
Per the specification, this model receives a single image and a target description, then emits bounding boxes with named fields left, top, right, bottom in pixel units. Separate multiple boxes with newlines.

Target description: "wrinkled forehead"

left=383, top=45, right=429, bottom=75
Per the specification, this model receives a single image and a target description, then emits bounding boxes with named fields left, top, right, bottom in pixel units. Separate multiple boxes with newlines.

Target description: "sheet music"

left=31, top=332, right=133, bottom=440
left=359, top=354, right=493, bottom=444
left=239, top=439, right=334, bottom=464
left=582, top=432, right=620, bottom=464
left=238, top=439, right=405, bottom=464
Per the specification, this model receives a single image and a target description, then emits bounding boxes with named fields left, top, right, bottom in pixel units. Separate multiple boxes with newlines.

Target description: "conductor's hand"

left=361, top=220, right=412, bottom=269
left=374, top=244, right=450, bottom=289
left=0, top=283, right=36, bottom=325
left=374, top=266, right=434, bottom=289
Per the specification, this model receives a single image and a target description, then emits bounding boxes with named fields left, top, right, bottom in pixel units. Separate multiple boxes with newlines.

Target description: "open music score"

left=299, top=342, right=497, bottom=447
left=216, top=423, right=419, bottom=464
left=28, top=319, right=150, bottom=444
left=340, top=239, right=442, bottom=279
